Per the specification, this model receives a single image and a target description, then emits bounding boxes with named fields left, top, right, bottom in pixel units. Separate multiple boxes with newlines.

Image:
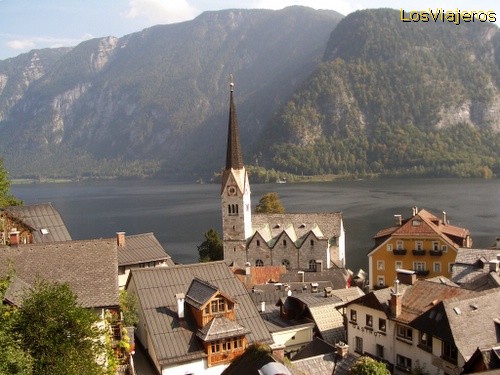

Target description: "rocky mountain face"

left=0, top=8, right=499, bottom=180
left=0, top=6, right=342, bottom=179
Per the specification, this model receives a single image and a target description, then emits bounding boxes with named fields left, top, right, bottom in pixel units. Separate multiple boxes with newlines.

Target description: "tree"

left=120, top=289, right=138, bottom=327
left=14, top=280, right=106, bottom=375
left=0, top=273, right=33, bottom=375
left=197, top=228, right=223, bottom=262
left=255, top=192, right=285, bottom=214
left=0, top=158, right=22, bottom=207
left=349, top=356, right=390, bottom=375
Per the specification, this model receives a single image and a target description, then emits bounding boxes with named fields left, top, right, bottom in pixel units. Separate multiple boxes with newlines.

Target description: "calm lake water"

left=11, top=178, right=500, bottom=273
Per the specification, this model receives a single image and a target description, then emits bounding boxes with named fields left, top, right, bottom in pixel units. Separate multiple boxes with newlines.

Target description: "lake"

left=11, top=178, right=499, bottom=273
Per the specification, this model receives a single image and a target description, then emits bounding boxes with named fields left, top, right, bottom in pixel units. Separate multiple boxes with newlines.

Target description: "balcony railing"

left=415, top=270, right=430, bottom=276
left=392, top=249, right=407, bottom=255
left=430, top=250, right=443, bottom=256
left=412, top=249, right=426, bottom=256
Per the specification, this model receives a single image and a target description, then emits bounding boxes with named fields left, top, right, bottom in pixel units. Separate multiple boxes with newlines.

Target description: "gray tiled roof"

left=0, top=239, right=119, bottom=308
left=452, top=248, right=500, bottom=287
left=3, top=203, right=72, bottom=242
left=4, top=276, right=32, bottom=306
left=185, top=277, right=219, bottom=309
left=253, top=213, right=343, bottom=241
left=291, top=352, right=359, bottom=375
left=196, top=316, right=250, bottom=341
left=128, top=261, right=273, bottom=367
left=116, top=232, right=174, bottom=267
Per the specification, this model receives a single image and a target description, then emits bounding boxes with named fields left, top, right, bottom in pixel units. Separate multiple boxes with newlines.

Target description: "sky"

left=0, top=0, right=498, bottom=60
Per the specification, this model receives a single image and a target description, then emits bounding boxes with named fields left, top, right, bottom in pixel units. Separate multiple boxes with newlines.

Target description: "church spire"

left=225, top=77, right=244, bottom=170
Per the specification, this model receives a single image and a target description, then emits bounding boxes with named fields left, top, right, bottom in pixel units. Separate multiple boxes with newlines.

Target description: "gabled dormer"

left=185, top=277, right=248, bottom=367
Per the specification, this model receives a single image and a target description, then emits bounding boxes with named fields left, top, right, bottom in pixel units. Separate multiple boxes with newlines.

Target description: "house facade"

left=342, top=275, right=492, bottom=375
left=221, top=80, right=345, bottom=270
left=126, top=261, right=272, bottom=375
left=367, top=207, right=472, bottom=289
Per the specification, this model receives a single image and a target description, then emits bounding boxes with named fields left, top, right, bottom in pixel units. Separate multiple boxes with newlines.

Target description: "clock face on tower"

left=227, top=185, right=237, bottom=196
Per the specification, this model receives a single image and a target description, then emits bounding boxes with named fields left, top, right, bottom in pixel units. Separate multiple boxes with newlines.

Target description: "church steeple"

left=225, top=80, right=244, bottom=170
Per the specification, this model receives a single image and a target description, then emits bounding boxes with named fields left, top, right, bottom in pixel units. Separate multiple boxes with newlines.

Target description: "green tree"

left=349, top=356, right=390, bottom=375
left=255, top=192, right=285, bottom=214
left=197, top=229, right=223, bottom=262
left=0, top=273, right=33, bottom=375
left=120, top=289, right=138, bottom=327
left=0, top=158, right=22, bottom=207
left=14, top=280, right=106, bottom=375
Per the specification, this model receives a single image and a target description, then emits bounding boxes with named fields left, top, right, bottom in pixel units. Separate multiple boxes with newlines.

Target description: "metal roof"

left=116, top=232, right=174, bottom=267
left=128, top=261, right=273, bottom=366
left=2, top=203, right=72, bottom=242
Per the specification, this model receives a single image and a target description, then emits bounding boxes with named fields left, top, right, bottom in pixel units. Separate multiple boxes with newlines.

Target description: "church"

left=220, top=81, right=346, bottom=271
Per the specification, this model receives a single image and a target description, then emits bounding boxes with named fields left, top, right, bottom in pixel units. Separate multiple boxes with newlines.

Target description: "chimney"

left=175, top=293, right=185, bottom=319
left=442, top=211, right=447, bottom=225
left=260, top=301, right=266, bottom=312
left=489, top=260, right=500, bottom=273
left=394, top=214, right=402, bottom=226
left=116, top=232, right=126, bottom=247
left=335, top=342, right=349, bottom=359
left=298, top=271, right=305, bottom=283
left=396, top=269, right=417, bottom=285
left=9, top=229, right=20, bottom=246
left=245, top=262, right=251, bottom=276
left=390, top=280, right=402, bottom=318
left=496, top=238, right=500, bottom=250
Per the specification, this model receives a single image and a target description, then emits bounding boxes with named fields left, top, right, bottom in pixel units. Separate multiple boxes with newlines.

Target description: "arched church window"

left=235, top=204, right=239, bottom=214
left=282, top=259, right=290, bottom=270
left=282, top=239, right=287, bottom=246
left=308, top=260, right=317, bottom=271
left=310, top=239, right=314, bottom=246
left=256, top=240, right=260, bottom=247
left=255, top=259, right=264, bottom=267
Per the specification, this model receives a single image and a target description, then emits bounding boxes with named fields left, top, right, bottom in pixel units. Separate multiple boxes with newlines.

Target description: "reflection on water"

left=11, top=178, right=500, bottom=272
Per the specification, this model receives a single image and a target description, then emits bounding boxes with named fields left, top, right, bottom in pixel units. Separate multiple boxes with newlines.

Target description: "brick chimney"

left=335, top=342, right=349, bottom=359
left=496, top=238, right=500, bottom=250
left=116, top=232, right=126, bottom=247
left=390, top=280, right=402, bottom=318
left=394, top=214, right=402, bottom=226
left=489, top=259, right=500, bottom=273
left=396, top=269, right=417, bottom=285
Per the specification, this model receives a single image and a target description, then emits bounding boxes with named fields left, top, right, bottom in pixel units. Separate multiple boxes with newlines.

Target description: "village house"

left=451, top=246, right=500, bottom=291
left=0, top=203, right=72, bottom=245
left=367, top=207, right=472, bottom=289
left=126, top=261, right=273, bottom=375
left=341, top=269, right=500, bottom=375
left=114, top=231, right=175, bottom=288
left=220, top=81, right=345, bottom=271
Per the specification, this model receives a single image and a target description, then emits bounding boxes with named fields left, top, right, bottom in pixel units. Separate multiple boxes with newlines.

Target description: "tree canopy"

left=349, top=356, right=390, bottom=375
left=255, top=192, right=285, bottom=214
left=13, top=280, right=106, bottom=375
left=197, top=228, right=223, bottom=262
left=0, top=159, right=22, bottom=207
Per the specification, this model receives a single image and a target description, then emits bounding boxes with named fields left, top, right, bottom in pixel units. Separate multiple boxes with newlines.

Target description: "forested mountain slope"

left=256, top=9, right=500, bottom=178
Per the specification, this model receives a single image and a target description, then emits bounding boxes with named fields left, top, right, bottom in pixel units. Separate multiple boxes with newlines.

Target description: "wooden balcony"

left=412, top=249, right=426, bottom=256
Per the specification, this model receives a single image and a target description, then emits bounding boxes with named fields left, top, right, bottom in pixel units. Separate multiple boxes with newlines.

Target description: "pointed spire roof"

left=225, top=78, right=244, bottom=170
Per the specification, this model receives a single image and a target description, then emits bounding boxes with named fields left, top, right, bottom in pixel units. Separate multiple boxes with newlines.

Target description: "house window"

left=448, top=263, right=454, bottom=273
left=419, top=332, right=433, bottom=352
left=227, top=302, right=233, bottom=311
left=218, top=299, right=225, bottom=312
left=415, top=241, right=423, bottom=251
left=255, top=259, right=264, bottom=267
left=413, top=262, right=425, bottom=271
left=379, top=318, right=386, bottom=332
left=355, top=336, right=363, bottom=354
left=395, top=261, right=403, bottom=270
left=211, top=342, right=220, bottom=353
left=234, top=338, right=242, bottom=348
left=205, top=305, right=210, bottom=314
left=433, top=262, right=441, bottom=273
left=396, top=354, right=412, bottom=372
left=412, top=219, right=421, bottom=226
left=432, top=242, right=439, bottom=251
left=397, top=240, right=404, bottom=250
left=376, top=344, right=384, bottom=359
left=365, top=314, right=373, bottom=328
left=397, top=324, right=413, bottom=341
left=222, top=340, right=231, bottom=351
left=350, top=309, right=357, bottom=323
left=310, top=239, right=314, bottom=246
left=377, top=276, right=385, bottom=287
left=211, top=300, right=218, bottom=313
left=282, top=259, right=290, bottom=270
left=442, top=245, right=448, bottom=252
left=377, top=260, right=385, bottom=270
left=308, top=260, right=317, bottom=271
left=442, top=341, right=458, bottom=363
left=387, top=243, right=393, bottom=251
